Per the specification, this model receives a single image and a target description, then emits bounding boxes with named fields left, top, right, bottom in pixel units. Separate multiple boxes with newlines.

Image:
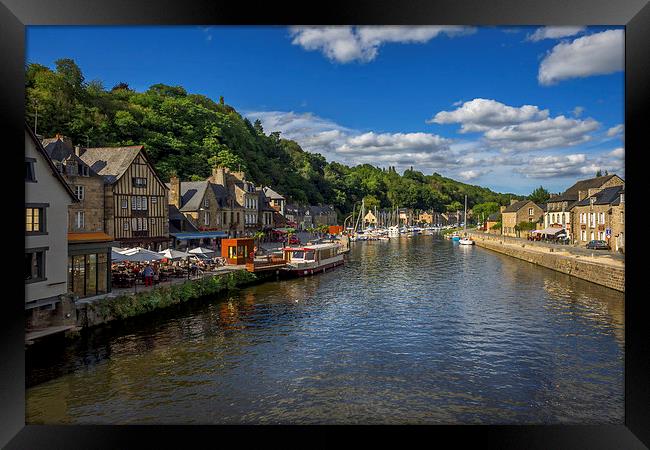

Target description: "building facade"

left=543, top=174, right=624, bottom=241
left=79, top=145, right=170, bottom=250
left=501, top=200, right=544, bottom=237
left=42, top=135, right=113, bottom=300
left=571, top=185, right=625, bottom=251
left=25, top=126, right=79, bottom=327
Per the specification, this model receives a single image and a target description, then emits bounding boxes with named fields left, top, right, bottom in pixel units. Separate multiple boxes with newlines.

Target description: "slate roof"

left=546, top=175, right=621, bottom=203
left=573, top=185, right=624, bottom=207
left=26, top=125, right=79, bottom=202
left=165, top=181, right=210, bottom=212
left=263, top=186, right=285, bottom=200
left=257, top=188, right=276, bottom=211
left=309, top=205, right=336, bottom=215
left=79, top=146, right=143, bottom=184
left=210, top=183, right=230, bottom=208
left=42, top=137, right=97, bottom=175
left=487, top=212, right=501, bottom=221
left=502, top=200, right=533, bottom=213
left=168, top=204, right=198, bottom=233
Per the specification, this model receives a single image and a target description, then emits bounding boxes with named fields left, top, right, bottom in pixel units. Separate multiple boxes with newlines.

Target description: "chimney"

left=500, top=206, right=506, bottom=213
left=210, top=166, right=227, bottom=186
left=549, top=193, right=558, bottom=198
left=232, top=171, right=245, bottom=181
left=74, top=146, right=86, bottom=157
left=169, top=175, right=181, bottom=208
left=510, top=199, right=518, bottom=205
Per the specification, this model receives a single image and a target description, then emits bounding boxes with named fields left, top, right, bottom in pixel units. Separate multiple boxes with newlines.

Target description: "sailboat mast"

left=464, top=195, right=467, bottom=232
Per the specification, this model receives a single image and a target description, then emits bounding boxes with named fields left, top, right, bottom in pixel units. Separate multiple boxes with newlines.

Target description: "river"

left=26, top=234, right=625, bottom=424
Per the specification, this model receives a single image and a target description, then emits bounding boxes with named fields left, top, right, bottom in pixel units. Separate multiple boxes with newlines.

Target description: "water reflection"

left=26, top=235, right=624, bottom=424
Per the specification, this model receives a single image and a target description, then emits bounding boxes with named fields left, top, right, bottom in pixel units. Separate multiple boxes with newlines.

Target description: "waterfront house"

left=418, top=211, right=434, bottom=225
left=501, top=199, right=544, bottom=237
left=166, top=177, right=228, bottom=249
left=257, top=187, right=276, bottom=232
left=285, top=204, right=311, bottom=230
left=485, top=211, right=501, bottom=234
left=364, top=210, right=378, bottom=227
left=310, top=205, right=338, bottom=226
left=25, top=125, right=79, bottom=328
left=79, top=144, right=170, bottom=250
left=207, top=166, right=260, bottom=236
left=42, top=135, right=114, bottom=299
left=263, top=186, right=286, bottom=216
left=543, top=174, right=624, bottom=241
left=571, top=184, right=625, bottom=251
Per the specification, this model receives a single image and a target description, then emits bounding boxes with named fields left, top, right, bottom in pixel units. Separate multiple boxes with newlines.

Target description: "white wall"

left=25, top=131, right=73, bottom=305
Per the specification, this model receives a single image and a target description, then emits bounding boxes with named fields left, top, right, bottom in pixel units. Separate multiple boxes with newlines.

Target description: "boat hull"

left=282, top=258, right=345, bottom=277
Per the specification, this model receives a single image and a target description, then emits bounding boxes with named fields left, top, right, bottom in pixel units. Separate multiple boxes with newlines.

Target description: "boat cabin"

left=283, top=243, right=339, bottom=265
left=221, top=238, right=254, bottom=265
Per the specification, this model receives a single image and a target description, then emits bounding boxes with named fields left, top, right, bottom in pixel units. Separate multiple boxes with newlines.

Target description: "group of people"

left=112, top=261, right=162, bottom=286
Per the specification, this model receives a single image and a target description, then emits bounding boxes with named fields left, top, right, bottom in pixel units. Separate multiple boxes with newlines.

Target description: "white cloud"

left=515, top=150, right=624, bottom=179
left=483, top=115, right=599, bottom=151
left=609, top=147, right=624, bottom=158
left=606, top=124, right=624, bottom=137
left=538, top=29, right=624, bottom=85
left=572, top=106, right=584, bottom=117
left=289, top=26, right=475, bottom=63
left=428, top=98, right=549, bottom=132
left=337, top=131, right=450, bottom=155
left=526, top=26, right=585, bottom=42
left=457, top=169, right=491, bottom=181
left=430, top=98, right=599, bottom=151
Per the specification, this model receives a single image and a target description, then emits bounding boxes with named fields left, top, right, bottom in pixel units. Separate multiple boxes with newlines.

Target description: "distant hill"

left=25, top=58, right=523, bottom=217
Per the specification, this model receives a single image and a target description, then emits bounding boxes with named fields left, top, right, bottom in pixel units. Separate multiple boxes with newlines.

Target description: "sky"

left=26, top=25, right=624, bottom=195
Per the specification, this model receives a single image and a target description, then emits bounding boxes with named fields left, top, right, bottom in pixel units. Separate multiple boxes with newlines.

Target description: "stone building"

left=79, top=145, right=170, bottom=250
left=207, top=166, right=260, bottom=236
left=364, top=210, right=378, bottom=227
left=571, top=184, right=625, bottom=251
left=485, top=211, right=501, bottom=234
left=25, top=126, right=79, bottom=329
left=543, top=174, right=624, bottom=240
left=501, top=199, right=544, bottom=237
left=310, top=205, right=338, bottom=227
left=257, top=187, right=276, bottom=232
left=41, top=135, right=114, bottom=300
left=263, top=186, right=286, bottom=216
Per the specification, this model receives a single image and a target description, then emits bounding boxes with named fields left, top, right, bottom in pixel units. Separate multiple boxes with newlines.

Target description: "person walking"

left=143, top=264, right=154, bottom=287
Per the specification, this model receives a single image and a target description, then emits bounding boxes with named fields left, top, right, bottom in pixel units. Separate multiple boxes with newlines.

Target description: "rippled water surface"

left=26, top=235, right=624, bottom=424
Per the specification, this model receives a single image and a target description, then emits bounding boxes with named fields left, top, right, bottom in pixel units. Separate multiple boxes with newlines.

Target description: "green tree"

left=528, top=186, right=550, bottom=204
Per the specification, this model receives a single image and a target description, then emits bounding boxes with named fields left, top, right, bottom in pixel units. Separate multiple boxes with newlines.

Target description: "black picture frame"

left=1, top=0, right=647, bottom=447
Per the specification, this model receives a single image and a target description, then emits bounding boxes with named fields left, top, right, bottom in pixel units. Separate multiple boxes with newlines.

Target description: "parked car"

left=586, top=240, right=610, bottom=250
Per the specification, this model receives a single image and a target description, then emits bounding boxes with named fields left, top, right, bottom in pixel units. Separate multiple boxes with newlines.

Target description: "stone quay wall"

left=468, top=232, right=624, bottom=292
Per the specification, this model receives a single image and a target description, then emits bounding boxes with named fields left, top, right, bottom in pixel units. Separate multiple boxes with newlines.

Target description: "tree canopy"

left=25, top=58, right=523, bottom=219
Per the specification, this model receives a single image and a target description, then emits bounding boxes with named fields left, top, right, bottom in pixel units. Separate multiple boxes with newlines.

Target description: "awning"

left=68, top=232, right=114, bottom=243
left=170, top=231, right=229, bottom=240
left=532, top=227, right=565, bottom=235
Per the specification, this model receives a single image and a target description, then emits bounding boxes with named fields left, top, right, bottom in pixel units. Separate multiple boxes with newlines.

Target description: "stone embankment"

left=468, top=232, right=624, bottom=292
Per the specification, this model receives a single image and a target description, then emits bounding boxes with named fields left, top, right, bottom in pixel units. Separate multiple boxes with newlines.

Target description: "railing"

left=246, top=256, right=287, bottom=272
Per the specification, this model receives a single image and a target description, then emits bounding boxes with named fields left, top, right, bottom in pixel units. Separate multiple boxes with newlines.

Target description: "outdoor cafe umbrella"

left=118, top=247, right=165, bottom=262
left=158, top=248, right=192, bottom=260
left=188, top=246, right=215, bottom=255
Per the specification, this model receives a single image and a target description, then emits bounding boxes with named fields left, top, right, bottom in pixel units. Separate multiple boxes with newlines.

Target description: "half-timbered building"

left=79, top=145, right=170, bottom=250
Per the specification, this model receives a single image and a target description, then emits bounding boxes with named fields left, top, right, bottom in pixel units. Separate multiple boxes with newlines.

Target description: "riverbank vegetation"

left=89, top=270, right=257, bottom=322
left=26, top=59, right=525, bottom=216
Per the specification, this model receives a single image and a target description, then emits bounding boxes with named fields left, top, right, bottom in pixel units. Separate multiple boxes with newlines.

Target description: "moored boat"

left=281, top=242, right=345, bottom=277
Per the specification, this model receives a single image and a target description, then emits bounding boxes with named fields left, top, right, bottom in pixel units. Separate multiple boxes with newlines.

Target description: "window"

left=142, top=196, right=148, bottom=210
left=26, top=207, right=46, bottom=233
left=204, top=197, right=209, bottom=208
left=151, top=197, right=157, bottom=204
left=121, top=198, right=128, bottom=209
left=528, top=208, right=533, bottom=215
left=620, top=211, right=624, bottom=224
left=75, top=185, right=84, bottom=200
left=78, top=163, right=89, bottom=177
left=581, top=230, right=586, bottom=241
left=620, top=193, right=624, bottom=203
left=204, top=212, right=210, bottom=226
left=599, top=212, right=605, bottom=224
left=123, top=221, right=129, bottom=230
left=132, top=177, right=147, bottom=188
left=25, top=249, right=46, bottom=282
left=25, top=159, right=36, bottom=182
left=75, top=211, right=85, bottom=229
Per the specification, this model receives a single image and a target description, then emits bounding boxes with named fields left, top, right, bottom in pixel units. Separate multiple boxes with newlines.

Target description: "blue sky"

left=26, top=25, right=624, bottom=195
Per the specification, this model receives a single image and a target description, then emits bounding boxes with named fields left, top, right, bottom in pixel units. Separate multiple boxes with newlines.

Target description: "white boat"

left=281, top=243, right=345, bottom=277
left=387, top=226, right=400, bottom=237
left=458, top=196, right=474, bottom=245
